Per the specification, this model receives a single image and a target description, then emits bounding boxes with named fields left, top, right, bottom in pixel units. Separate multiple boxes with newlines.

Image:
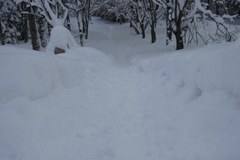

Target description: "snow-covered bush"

left=94, top=0, right=129, bottom=23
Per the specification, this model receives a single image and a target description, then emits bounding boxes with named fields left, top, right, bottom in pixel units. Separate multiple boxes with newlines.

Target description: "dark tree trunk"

left=0, top=21, right=3, bottom=44
left=151, top=24, right=156, bottom=43
left=174, top=0, right=184, bottom=50
left=175, top=33, right=184, bottom=50
left=28, top=7, right=40, bottom=51
left=82, top=12, right=86, bottom=35
left=175, top=25, right=184, bottom=50
left=206, top=0, right=211, bottom=10
left=85, top=18, right=89, bottom=39
left=140, top=23, right=145, bottom=39
left=0, top=20, right=3, bottom=44
left=215, top=2, right=220, bottom=15
left=47, top=22, right=52, bottom=37
left=150, top=1, right=157, bottom=43
left=19, top=15, right=29, bottom=43
left=23, top=16, right=29, bottom=43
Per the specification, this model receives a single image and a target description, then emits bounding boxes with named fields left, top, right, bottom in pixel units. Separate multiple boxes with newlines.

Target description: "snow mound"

left=134, top=40, right=240, bottom=97
left=0, top=46, right=110, bottom=104
left=46, top=26, right=79, bottom=53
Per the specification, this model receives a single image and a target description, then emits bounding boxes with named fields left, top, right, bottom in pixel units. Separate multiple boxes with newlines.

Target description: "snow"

left=46, top=26, right=79, bottom=53
left=1, top=18, right=240, bottom=160
left=222, top=14, right=237, bottom=22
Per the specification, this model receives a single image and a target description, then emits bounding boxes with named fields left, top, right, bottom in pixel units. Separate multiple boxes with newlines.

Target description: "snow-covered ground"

left=0, top=18, right=240, bottom=160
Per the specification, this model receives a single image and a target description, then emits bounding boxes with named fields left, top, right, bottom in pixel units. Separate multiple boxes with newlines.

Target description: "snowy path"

left=1, top=19, right=240, bottom=160
left=86, top=18, right=172, bottom=65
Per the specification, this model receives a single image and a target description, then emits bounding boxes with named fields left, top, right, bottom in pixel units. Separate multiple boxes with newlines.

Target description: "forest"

left=1, top=0, right=240, bottom=51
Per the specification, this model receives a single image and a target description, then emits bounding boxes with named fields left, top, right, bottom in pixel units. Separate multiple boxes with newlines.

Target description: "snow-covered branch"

left=39, top=0, right=69, bottom=27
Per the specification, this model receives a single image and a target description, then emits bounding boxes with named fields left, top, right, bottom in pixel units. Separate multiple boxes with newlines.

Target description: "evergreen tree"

left=0, top=0, right=21, bottom=45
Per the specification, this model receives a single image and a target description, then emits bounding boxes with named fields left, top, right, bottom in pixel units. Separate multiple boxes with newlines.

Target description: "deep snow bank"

left=130, top=40, right=240, bottom=160
left=134, top=40, right=240, bottom=97
left=0, top=46, right=110, bottom=104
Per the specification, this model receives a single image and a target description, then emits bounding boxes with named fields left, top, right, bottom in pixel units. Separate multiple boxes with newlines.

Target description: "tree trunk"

left=140, top=23, right=145, bottom=39
left=85, top=17, right=89, bottom=39
left=85, top=0, right=90, bottom=39
left=38, top=17, right=47, bottom=48
left=166, top=3, right=173, bottom=45
left=146, top=0, right=158, bottom=43
left=151, top=24, right=156, bottom=43
left=174, top=0, right=184, bottom=50
left=19, top=16, right=29, bottom=43
left=77, top=13, right=83, bottom=46
left=175, top=27, right=184, bottom=50
left=175, top=15, right=184, bottom=50
left=215, top=2, right=220, bottom=15
left=0, top=25, right=4, bottom=45
left=206, top=0, right=211, bottom=10
left=47, top=23, right=52, bottom=36
left=0, top=21, right=3, bottom=44
left=28, top=7, right=40, bottom=51
left=175, top=34, right=184, bottom=50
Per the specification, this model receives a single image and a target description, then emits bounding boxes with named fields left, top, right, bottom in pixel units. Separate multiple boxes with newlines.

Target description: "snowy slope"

left=1, top=20, right=240, bottom=160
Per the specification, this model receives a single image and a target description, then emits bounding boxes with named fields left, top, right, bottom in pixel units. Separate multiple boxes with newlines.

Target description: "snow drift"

left=0, top=46, right=109, bottom=104
left=0, top=40, right=240, bottom=160
left=134, top=40, right=240, bottom=97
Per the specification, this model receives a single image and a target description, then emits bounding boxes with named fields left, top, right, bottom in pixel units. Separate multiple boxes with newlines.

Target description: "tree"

left=37, top=16, right=48, bottom=48
left=153, top=0, right=232, bottom=50
left=16, top=0, right=47, bottom=50
left=143, top=0, right=162, bottom=43
left=17, top=1, right=29, bottom=43
left=159, top=0, right=191, bottom=50
left=27, top=3, right=41, bottom=50
left=37, top=0, right=69, bottom=27
left=165, top=0, right=173, bottom=45
left=128, top=0, right=148, bottom=38
left=66, top=0, right=111, bottom=45
left=0, top=0, right=21, bottom=45
left=225, top=0, right=240, bottom=16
